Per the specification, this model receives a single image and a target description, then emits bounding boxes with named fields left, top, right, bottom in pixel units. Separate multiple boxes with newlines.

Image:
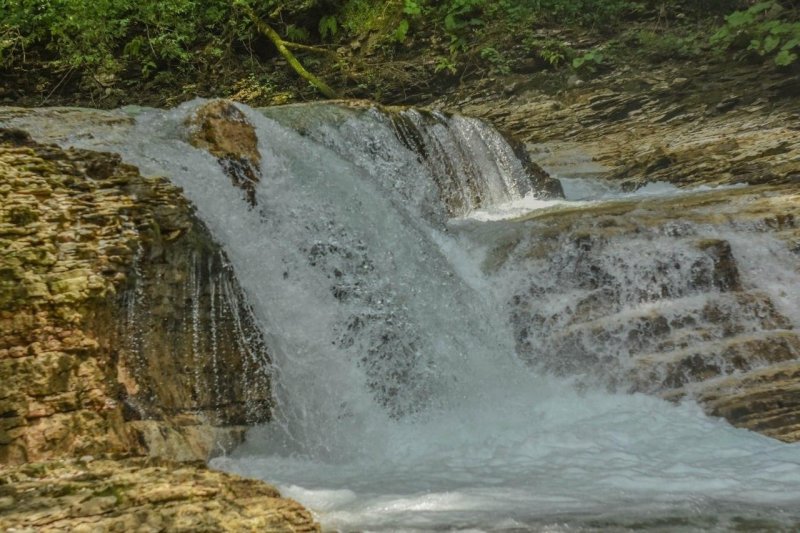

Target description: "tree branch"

left=283, top=41, right=338, bottom=58
left=241, top=5, right=339, bottom=99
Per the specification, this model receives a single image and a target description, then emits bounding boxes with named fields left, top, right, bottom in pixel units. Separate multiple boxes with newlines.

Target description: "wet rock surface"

left=0, top=130, right=271, bottom=465
left=488, top=184, right=800, bottom=441
left=262, top=100, right=564, bottom=218
left=0, top=457, right=318, bottom=532
left=439, top=61, right=800, bottom=442
left=186, top=99, right=263, bottom=206
left=0, top=131, right=317, bottom=531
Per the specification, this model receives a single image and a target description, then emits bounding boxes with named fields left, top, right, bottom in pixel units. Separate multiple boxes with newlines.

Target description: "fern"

left=318, top=16, right=338, bottom=41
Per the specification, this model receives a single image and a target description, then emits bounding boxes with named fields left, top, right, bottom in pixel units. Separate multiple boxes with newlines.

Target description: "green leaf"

left=763, top=34, right=781, bottom=53
left=393, top=19, right=410, bottom=42
left=782, top=38, right=800, bottom=51
left=444, top=14, right=458, bottom=32
left=747, top=38, right=761, bottom=52
left=775, top=49, right=798, bottom=66
left=403, top=0, right=421, bottom=16
left=725, top=11, right=752, bottom=29
left=749, top=1, right=778, bottom=15
left=710, top=27, right=730, bottom=44
left=319, top=15, right=337, bottom=40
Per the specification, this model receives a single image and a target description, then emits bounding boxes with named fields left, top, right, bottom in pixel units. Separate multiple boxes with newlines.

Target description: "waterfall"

left=260, top=102, right=563, bottom=219
left=6, top=100, right=800, bottom=531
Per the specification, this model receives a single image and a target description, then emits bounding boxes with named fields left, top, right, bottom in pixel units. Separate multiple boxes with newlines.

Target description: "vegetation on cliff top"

left=0, top=1, right=798, bottom=106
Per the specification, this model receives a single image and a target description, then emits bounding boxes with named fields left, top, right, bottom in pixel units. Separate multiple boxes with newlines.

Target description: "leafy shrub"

left=319, top=16, right=339, bottom=40
left=572, top=49, right=606, bottom=73
left=524, top=37, right=575, bottom=68
left=479, top=46, right=511, bottom=74
left=711, top=1, right=800, bottom=66
left=632, top=29, right=700, bottom=62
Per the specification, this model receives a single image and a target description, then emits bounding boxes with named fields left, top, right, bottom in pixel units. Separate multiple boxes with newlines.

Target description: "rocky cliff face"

left=0, top=128, right=318, bottom=531
left=0, top=129, right=271, bottom=465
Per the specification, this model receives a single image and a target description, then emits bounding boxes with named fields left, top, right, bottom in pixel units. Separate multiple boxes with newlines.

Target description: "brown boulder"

left=186, top=99, right=262, bottom=205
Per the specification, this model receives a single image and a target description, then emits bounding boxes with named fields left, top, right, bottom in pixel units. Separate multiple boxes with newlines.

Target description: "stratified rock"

left=0, top=130, right=271, bottom=465
left=451, top=62, right=800, bottom=190
left=0, top=457, right=319, bottom=532
left=496, top=184, right=800, bottom=441
left=0, top=130, right=317, bottom=532
left=691, top=361, right=800, bottom=443
left=387, top=106, right=563, bottom=215
left=186, top=99, right=261, bottom=205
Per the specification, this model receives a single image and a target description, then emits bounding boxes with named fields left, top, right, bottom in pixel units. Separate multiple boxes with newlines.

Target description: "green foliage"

left=572, top=49, right=606, bottom=74
left=403, top=0, right=422, bottom=16
left=391, top=0, right=424, bottom=43
left=285, top=24, right=311, bottom=42
left=631, top=29, right=700, bottom=62
left=2, top=0, right=795, bottom=98
left=525, top=38, right=575, bottom=68
left=319, top=16, right=339, bottom=41
left=434, top=55, right=458, bottom=74
left=711, top=1, right=800, bottom=66
left=479, top=46, right=510, bottom=74
left=339, top=0, right=387, bottom=35
left=440, top=0, right=485, bottom=54
left=393, top=19, right=411, bottom=42
left=0, top=0, right=253, bottom=76
left=443, top=0, right=484, bottom=33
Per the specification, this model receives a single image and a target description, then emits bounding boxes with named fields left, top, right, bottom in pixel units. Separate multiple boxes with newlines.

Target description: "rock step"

left=687, top=361, right=800, bottom=442
left=628, top=330, right=800, bottom=394
left=0, top=457, right=320, bottom=532
left=553, top=237, right=746, bottom=325
left=564, top=289, right=787, bottom=332
left=551, top=290, right=790, bottom=357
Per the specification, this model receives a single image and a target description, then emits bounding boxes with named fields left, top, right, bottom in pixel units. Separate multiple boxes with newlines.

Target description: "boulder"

left=186, top=99, right=262, bottom=205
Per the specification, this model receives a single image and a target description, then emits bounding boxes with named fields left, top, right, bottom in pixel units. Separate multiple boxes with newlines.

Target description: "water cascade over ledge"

left=3, top=100, right=800, bottom=531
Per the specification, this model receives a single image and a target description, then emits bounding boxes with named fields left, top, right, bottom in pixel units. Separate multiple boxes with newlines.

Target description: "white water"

left=465, top=178, right=747, bottom=222
left=7, top=101, right=800, bottom=531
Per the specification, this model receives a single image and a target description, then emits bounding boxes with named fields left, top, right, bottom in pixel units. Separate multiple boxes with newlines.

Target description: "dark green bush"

left=711, top=1, right=800, bottom=66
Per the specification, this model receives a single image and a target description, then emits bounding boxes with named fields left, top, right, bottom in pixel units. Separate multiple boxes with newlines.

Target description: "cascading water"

left=6, top=100, right=800, bottom=531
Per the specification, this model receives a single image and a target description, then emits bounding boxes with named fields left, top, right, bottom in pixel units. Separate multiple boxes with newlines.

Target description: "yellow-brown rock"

left=0, top=130, right=272, bottom=465
left=0, top=457, right=319, bottom=532
left=0, top=130, right=318, bottom=531
left=691, top=361, right=800, bottom=443
left=186, top=99, right=261, bottom=205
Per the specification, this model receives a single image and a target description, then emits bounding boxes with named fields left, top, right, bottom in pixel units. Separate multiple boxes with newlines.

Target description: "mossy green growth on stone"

left=7, top=205, right=39, bottom=226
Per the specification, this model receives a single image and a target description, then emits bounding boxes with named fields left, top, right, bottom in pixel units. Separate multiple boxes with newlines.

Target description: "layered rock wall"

left=493, top=184, right=800, bottom=442
left=0, top=130, right=271, bottom=465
